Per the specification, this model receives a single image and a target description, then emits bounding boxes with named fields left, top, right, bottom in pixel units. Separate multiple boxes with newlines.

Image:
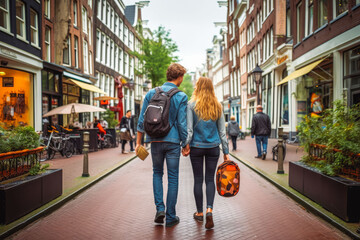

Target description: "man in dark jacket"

left=227, top=116, right=240, bottom=151
left=120, top=110, right=135, bottom=153
left=251, top=105, right=271, bottom=160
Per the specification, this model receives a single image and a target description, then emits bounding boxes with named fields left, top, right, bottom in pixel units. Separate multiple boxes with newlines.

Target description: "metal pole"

left=82, top=132, right=90, bottom=177
left=256, top=82, right=260, bottom=105
left=277, top=139, right=285, bottom=174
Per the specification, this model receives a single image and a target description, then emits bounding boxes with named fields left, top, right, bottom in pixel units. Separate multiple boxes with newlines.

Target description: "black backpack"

left=144, top=87, right=181, bottom=138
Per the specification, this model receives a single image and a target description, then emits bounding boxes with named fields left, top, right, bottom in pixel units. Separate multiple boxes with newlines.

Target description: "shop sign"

left=277, top=55, right=288, bottom=65
left=0, top=47, right=17, bottom=58
left=2, top=77, right=14, bottom=87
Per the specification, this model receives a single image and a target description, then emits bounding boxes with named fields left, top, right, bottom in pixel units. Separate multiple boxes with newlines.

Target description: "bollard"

left=82, top=132, right=90, bottom=177
left=277, top=139, right=285, bottom=174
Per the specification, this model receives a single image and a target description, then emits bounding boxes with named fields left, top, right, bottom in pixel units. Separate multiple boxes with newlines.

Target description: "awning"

left=70, top=79, right=106, bottom=94
left=277, top=58, right=325, bottom=86
left=63, top=71, right=92, bottom=84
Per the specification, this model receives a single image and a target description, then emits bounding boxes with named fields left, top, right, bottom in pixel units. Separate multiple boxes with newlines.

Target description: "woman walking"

left=227, top=116, right=240, bottom=151
left=182, top=77, right=230, bottom=229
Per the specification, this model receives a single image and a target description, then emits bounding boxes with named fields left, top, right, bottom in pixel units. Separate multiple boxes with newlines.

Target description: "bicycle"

left=40, top=129, right=74, bottom=161
left=97, top=133, right=114, bottom=149
left=272, top=135, right=287, bottom=161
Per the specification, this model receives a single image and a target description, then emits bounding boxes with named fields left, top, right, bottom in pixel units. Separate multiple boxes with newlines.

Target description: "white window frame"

left=89, top=51, right=93, bottom=74
left=45, top=27, right=51, bottom=61
left=119, top=18, right=123, bottom=38
left=118, top=47, right=123, bottom=73
left=106, top=3, right=110, bottom=26
left=296, top=2, right=302, bottom=43
left=115, top=45, right=118, bottom=72
left=0, top=0, right=10, bottom=33
left=106, top=36, right=110, bottom=66
left=73, top=0, right=78, bottom=27
left=44, top=0, right=50, bottom=18
left=102, top=0, right=106, bottom=22
left=97, top=0, right=101, bottom=18
left=88, top=0, right=92, bottom=8
left=114, top=14, right=118, bottom=36
left=110, top=40, right=114, bottom=69
left=82, top=7, right=87, bottom=34
left=124, top=26, right=128, bottom=46
left=333, top=0, right=349, bottom=18
left=83, top=40, right=89, bottom=74
left=74, top=36, right=79, bottom=68
left=63, top=37, right=71, bottom=66
left=88, top=17, right=92, bottom=44
left=110, top=7, right=113, bottom=31
left=30, top=9, right=39, bottom=47
left=96, top=30, right=100, bottom=61
left=16, top=0, right=26, bottom=41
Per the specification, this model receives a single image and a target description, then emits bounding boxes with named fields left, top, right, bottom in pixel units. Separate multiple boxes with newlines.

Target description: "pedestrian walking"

left=251, top=105, right=271, bottom=160
left=120, top=110, right=135, bottom=153
left=182, top=77, right=230, bottom=230
left=135, top=63, right=188, bottom=227
left=227, top=116, right=240, bottom=151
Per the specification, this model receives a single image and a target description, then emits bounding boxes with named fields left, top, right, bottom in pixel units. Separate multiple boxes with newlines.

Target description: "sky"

left=122, top=0, right=227, bottom=72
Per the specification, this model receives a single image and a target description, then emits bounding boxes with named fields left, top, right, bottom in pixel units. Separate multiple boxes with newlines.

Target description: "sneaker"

left=254, top=155, right=262, bottom=159
left=130, top=150, right=135, bottom=153
left=122, top=150, right=129, bottom=154
left=154, top=211, right=165, bottom=224
left=166, top=216, right=180, bottom=227
left=262, top=152, right=267, bottom=160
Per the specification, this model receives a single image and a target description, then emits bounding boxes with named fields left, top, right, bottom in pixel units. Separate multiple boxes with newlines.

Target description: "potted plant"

left=289, top=101, right=360, bottom=222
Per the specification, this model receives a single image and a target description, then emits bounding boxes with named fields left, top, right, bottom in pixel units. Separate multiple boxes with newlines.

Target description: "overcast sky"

left=122, top=0, right=227, bottom=72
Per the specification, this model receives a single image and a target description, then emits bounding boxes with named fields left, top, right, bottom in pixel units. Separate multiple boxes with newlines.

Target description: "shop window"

left=16, top=0, right=26, bottom=40
left=45, top=27, right=51, bottom=62
left=334, top=0, right=348, bottom=17
left=74, top=36, right=79, bottom=68
left=318, top=0, right=328, bottom=27
left=280, top=69, right=289, bottom=125
left=73, top=0, right=78, bottom=27
left=344, top=46, right=360, bottom=106
left=0, top=0, right=10, bottom=32
left=42, top=70, right=59, bottom=93
left=44, top=0, right=50, bottom=18
left=63, top=37, right=71, bottom=65
left=0, top=68, right=32, bottom=128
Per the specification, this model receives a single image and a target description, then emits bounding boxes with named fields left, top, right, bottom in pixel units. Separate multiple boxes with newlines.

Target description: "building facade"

left=0, top=0, right=43, bottom=131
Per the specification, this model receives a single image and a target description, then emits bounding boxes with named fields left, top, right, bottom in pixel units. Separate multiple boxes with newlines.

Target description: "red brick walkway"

left=9, top=150, right=347, bottom=239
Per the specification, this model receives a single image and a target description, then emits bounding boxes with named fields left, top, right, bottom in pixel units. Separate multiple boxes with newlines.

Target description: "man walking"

left=120, top=110, right=135, bottom=153
left=135, top=63, right=188, bottom=227
left=251, top=105, right=271, bottom=160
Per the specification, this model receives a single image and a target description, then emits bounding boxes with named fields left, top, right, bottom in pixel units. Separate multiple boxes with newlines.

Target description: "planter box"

left=0, top=169, right=62, bottom=225
left=289, top=162, right=360, bottom=222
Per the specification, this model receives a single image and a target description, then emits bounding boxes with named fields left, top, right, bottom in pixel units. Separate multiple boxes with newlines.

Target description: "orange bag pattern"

left=216, top=161, right=240, bottom=197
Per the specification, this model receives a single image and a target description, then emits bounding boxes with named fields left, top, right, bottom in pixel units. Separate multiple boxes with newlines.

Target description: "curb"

left=229, top=152, right=360, bottom=240
left=0, top=154, right=138, bottom=239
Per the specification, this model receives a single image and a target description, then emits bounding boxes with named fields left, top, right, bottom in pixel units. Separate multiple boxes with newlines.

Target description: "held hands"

left=223, top=154, right=230, bottom=162
left=182, top=144, right=190, bottom=157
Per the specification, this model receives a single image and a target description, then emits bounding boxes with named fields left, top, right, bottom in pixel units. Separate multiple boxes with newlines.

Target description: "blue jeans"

left=255, top=135, right=268, bottom=157
left=151, top=142, right=180, bottom=223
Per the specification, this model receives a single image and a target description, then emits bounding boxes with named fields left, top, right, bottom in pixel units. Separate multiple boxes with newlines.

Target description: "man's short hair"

left=167, top=63, right=186, bottom=81
left=126, top=110, right=131, bottom=113
left=230, top=116, right=236, bottom=120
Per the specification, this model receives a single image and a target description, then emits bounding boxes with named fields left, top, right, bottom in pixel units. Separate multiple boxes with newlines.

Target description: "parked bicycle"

left=272, top=135, right=287, bottom=161
left=39, top=129, right=74, bottom=161
left=97, top=133, right=114, bottom=149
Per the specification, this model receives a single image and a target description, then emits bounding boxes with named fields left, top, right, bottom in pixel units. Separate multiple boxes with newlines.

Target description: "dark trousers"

left=231, top=136, right=237, bottom=150
left=122, top=140, right=134, bottom=151
left=190, top=146, right=220, bottom=213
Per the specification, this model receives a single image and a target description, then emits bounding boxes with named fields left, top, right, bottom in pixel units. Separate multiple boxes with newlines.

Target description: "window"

left=307, top=0, right=313, bottom=36
left=318, top=0, right=328, bottom=27
left=119, top=19, right=123, bottom=38
left=101, top=33, right=105, bottom=63
left=74, top=36, right=79, bottom=68
left=114, top=14, right=118, bottom=36
left=286, top=7, right=291, bottom=37
left=357, top=0, right=360, bottom=5
left=44, top=0, right=50, bottom=18
left=114, top=45, right=118, bottom=71
left=296, top=2, right=302, bottom=43
left=83, top=40, right=89, bottom=73
left=16, top=0, right=26, bottom=40
left=334, top=0, right=348, bottom=17
left=118, top=47, right=122, bottom=73
left=0, top=0, right=10, bottom=32
left=270, top=28, right=273, bottom=55
left=124, top=52, right=128, bottom=76
left=63, top=37, right=71, bottom=65
left=124, top=26, right=128, bottom=45
left=73, top=0, right=78, bottom=26
left=110, top=40, right=114, bottom=69
left=96, top=30, right=100, bottom=61
left=30, top=9, right=39, bottom=46
left=97, top=0, right=101, bottom=18
left=89, top=51, right=92, bottom=74
left=280, top=69, right=289, bottom=125
left=88, top=0, right=92, bottom=7
left=82, top=7, right=87, bottom=34
left=106, top=37, right=109, bottom=66
left=45, top=27, right=51, bottom=61
left=106, top=3, right=110, bottom=26
left=129, top=57, right=133, bottom=78
left=229, top=0, right=234, bottom=13
left=88, top=18, right=91, bottom=44
left=102, top=0, right=106, bottom=22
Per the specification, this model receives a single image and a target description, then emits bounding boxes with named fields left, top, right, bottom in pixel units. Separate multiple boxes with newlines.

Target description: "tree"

left=178, top=74, right=194, bottom=99
left=134, top=26, right=179, bottom=87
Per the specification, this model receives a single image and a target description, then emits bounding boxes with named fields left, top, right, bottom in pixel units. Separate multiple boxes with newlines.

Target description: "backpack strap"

left=166, top=87, right=181, bottom=98
left=155, top=87, right=163, bottom=94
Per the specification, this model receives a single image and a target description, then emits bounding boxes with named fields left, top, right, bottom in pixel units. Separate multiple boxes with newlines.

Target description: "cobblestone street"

left=9, top=151, right=348, bottom=240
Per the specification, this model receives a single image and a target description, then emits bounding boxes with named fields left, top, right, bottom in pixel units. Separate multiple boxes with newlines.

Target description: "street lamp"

left=252, top=64, right=263, bottom=105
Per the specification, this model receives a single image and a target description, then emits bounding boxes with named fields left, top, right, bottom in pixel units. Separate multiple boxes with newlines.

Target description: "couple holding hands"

left=135, top=63, right=229, bottom=229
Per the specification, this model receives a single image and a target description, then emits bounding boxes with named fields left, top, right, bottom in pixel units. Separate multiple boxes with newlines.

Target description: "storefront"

left=42, top=67, right=62, bottom=126
left=0, top=68, right=33, bottom=128
left=344, top=45, right=360, bottom=106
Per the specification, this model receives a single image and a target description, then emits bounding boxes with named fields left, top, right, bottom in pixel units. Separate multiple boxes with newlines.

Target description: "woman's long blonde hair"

left=190, top=77, right=222, bottom=121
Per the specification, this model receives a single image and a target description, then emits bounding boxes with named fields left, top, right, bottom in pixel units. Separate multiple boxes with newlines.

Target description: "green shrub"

left=100, top=109, right=119, bottom=128
left=0, top=126, right=40, bottom=153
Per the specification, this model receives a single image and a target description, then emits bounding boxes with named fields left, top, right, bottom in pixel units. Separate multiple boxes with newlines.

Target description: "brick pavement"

left=8, top=149, right=348, bottom=240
